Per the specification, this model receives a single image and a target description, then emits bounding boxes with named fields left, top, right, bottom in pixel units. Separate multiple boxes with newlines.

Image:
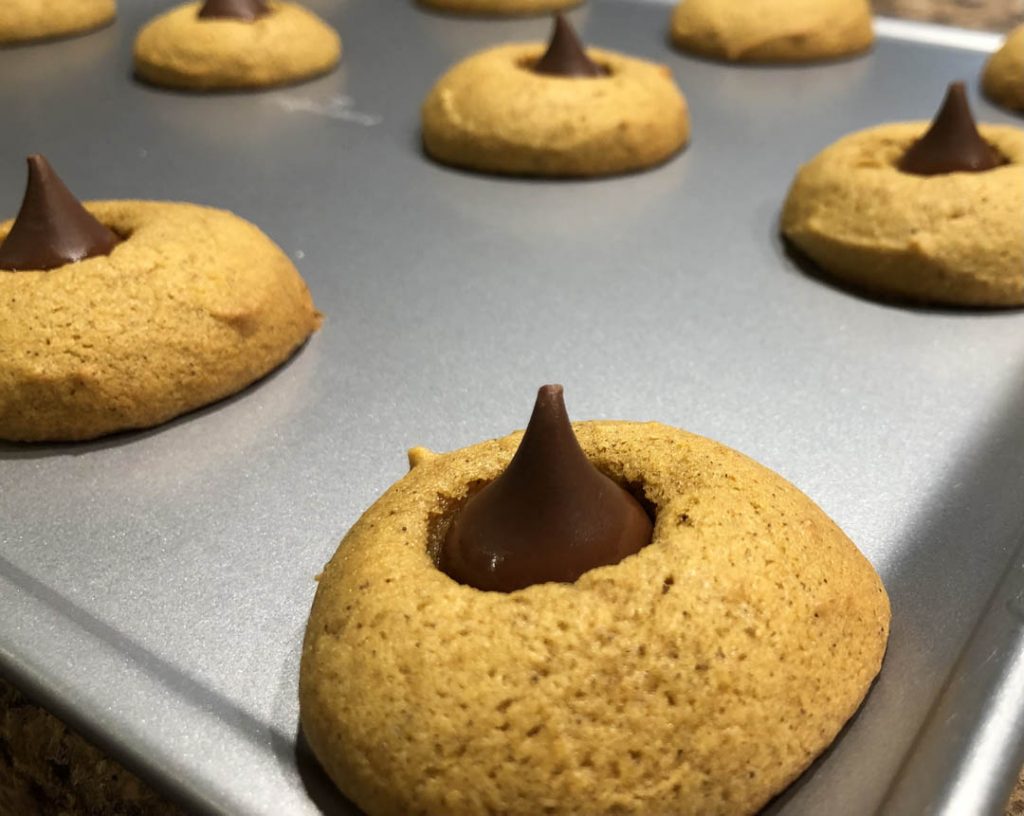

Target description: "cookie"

left=670, top=0, right=874, bottom=63
left=300, top=396, right=890, bottom=815
left=983, top=24, right=1024, bottom=112
left=133, top=0, right=340, bottom=91
left=782, top=84, right=1024, bottom=307
left=0, top=0, right=115, bottom=45
left=0, top=156, right=321, bottom=442
left=421, top=16, right=689, bottom=177
left=417, top=0, right=581, bottom=16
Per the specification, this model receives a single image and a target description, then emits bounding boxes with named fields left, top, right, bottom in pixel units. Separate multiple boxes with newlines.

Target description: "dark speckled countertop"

left=872, top=0, right=1024, bottom=29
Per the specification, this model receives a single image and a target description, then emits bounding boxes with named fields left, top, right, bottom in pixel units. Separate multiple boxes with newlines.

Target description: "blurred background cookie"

left=984, top=24, right=1024, bottom=110
left=133, top=0, right=340, bottom=90
left=0, top=0, right=115, bottom=45
left=671, top=0, right=874, bottom=63
left=422, top=15, right=689, bottom=177
left=418, top=0, right=582, bottom=15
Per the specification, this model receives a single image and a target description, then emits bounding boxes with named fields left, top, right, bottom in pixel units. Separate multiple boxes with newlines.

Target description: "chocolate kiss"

left=0, top=155, right=119, bottom=273
left=439, top=385, right=653, bottom=592
left=899, top=81, right=1005, bottom=176
left=198, top=0, right=270, bottom=21
left=533, top=15, right=608, bottom=78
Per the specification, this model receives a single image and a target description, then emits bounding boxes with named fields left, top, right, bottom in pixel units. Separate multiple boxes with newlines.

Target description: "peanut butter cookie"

left=133, top=0, right=340, bottom=91
left=783, top=84, right=1024, bottom=306
left=0, top=0, right=115, bottom=45
left=422, top=17, right=689, bottom=177
left=301, top=409, right=890, bottom=815
left=670, top=0, right=873, bottom=63
left=983, top=24, right=1024, bottom=112
left=0, top=158, right=321, bottom=441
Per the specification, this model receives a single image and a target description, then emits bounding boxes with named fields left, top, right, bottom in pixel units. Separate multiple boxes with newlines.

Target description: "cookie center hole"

left=425, top=471, right=657, bottom=570
left=888, top=138, right=1011, bottom=173
left=518, top=57, right=614, bottom=77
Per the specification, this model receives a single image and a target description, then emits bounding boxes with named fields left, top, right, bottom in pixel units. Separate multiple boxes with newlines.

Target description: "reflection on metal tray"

left=1, top=1, right=1023, bottom=814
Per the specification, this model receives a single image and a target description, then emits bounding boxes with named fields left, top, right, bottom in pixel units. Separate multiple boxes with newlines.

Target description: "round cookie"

left=418, top=0, right=580, bottom=15
left=782, top=123, right=1024, bottom=306
left=670, top=0, right=873, bottom=63
left=301, top=421, right=890, bottom=816
left=983, top=25, right=1024, bottom=112
left=422, top=44, right=689, bottom=177
left=0, top=0, right=115, bottom=45
left=0, top=200, right=321, bottom=441
left=133, top=1, right=340, bottom=91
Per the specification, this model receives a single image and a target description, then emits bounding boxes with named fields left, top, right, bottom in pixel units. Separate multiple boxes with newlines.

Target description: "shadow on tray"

left=0, top=336, right=312, bottom=461
left=779, top=233, right=1023, bottom=317
left=289, top=728, right=364, bottom=816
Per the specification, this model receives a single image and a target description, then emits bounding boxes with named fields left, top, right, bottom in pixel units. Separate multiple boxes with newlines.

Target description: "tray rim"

left=0, top=5, right=1019, bottom=816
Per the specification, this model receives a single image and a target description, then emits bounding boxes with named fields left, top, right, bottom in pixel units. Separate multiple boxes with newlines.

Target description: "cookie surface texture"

left=670, top=0, right=873, bottom=63
left=0, top=0, right=115, bottom=45
left=782, top=123, right=1024, bottom=306
left=418, top=0, right=580, bottom=15
left=133, top=1, right=340, bottom=90
left=300, top=421, right=891, bottom=816
left=422, top=44, right=690, bottom=177
left=0, top=201, right=321, bottom=441
left=983, top=25, right=1024, bottom=112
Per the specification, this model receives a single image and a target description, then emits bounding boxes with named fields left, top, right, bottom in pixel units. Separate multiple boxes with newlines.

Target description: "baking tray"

left=1, top=1, right=1023, bottom=814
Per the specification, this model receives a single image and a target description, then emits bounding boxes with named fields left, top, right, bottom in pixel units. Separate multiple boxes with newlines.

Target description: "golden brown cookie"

left=983, top=25, right=1024, bottom=112
left=0, top=0, right=115, bottom=45
left=782, top=123, right=1024, bottom=306
left=422, top=44, right=689, bottom=177
left=670, top=0, right=874, bottom=63
left=417, top=0, right=580, bottom=15
left=0, top=201, right=321, bottom=441
left=133, top=1, right=340, bottom=91
left=300, top=421, right=890, bottom=816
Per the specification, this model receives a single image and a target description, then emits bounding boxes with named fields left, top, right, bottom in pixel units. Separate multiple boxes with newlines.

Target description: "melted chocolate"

left=439, top=385, right=653, bottom=592
left=533, top=15, right=608, bottom=78
left=0, top=155, right=120, bottom=273
left=198, top=0, right=269, bottom=21
left=899, top=81, right=1005, bottom=176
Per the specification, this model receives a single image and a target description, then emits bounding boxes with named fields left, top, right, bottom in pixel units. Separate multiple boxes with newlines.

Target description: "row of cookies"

left=423, top=17, right=1023, bottom=307
left=4, top=0, right=1022, bottom=110
left=127, top=2, right=1022, bottom=311
left=1, top=21, right=1022, bottom=442
left=425, top=0, right=1023, bottom=106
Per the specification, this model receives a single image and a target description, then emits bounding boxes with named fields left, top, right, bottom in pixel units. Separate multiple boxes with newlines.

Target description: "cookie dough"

left=422, top=44, right=689, bottom=177
left=0, top=201, right=321, bottom=441
left=133, top=1, right=340, bottom=91
left=301, top=421, right=890, bottom=816
left=417, top=0, right=580, bottom=15
left=670, top=0, right=874, bottom=63
left=782, top=123, right=1024, bottom=306
left=0, top=0, right=115, bottom=45
left=983, top=25, right=1024, bottom=112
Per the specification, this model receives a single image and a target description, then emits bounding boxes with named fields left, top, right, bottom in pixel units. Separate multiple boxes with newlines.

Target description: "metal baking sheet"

left=1, top=1, right=1023, bottom=814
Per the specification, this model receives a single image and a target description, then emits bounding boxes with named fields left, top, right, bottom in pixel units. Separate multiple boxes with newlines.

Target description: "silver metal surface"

left=1, top=2, right=1023, bottom=814
left=880, top=541, right=1024, bottom=815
